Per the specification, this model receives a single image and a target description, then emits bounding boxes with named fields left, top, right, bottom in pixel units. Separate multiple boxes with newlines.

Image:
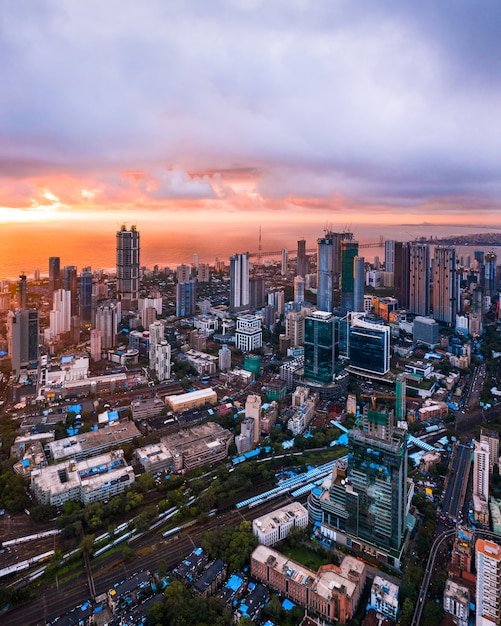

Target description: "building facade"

left=116, top=224, right=140, bottom=306
left=230, top=253, right=250, bottom=313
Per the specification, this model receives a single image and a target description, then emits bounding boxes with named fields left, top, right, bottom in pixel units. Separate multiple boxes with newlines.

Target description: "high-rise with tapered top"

left=116, top=224, right=140, bottom=308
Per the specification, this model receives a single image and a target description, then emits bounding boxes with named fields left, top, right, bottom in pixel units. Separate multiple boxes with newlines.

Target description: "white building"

left=443, top=579, right=469, bottom=626
left=476, top=539, right=501, bottom=626
left=370, top=575, right=399, bottom=622
left=31, top=450, right=135, bottom=506
left=149, top=320, right=164, bottom=356
left=235, top=315, right=262, bottom=352
left=473, top=439, right=490, bottom=525
left=252, top=502, right=308, bottom=546
left=45, top=288, right=71, bottom=341
left=287, top=393, right=317, bottom=436
left=155, top=341, right=171, bottom=381
left=95, top=302, right=121, bottom=349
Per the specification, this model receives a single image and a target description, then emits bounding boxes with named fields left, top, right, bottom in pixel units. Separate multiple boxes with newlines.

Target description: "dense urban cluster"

left=1, top=226, right=501, bottom=625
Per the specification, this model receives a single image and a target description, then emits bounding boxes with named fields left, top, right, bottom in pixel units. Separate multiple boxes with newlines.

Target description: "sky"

left=1, top=0, right=501, bottom=251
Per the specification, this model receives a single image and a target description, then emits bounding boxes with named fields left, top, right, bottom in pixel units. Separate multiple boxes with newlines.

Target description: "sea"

left=1, top=220, right=500, bottom=281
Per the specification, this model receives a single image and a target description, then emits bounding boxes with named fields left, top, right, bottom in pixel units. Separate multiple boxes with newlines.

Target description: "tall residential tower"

left=116, top=224, right=140, bottom=308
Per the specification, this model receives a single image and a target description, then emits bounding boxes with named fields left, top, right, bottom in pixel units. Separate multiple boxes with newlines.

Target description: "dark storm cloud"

left=0, top=0, right=500, bottom=208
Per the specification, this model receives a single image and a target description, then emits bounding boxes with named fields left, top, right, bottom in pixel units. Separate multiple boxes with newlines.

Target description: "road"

left=441, top=443, right=471, bottom=521
left=411, top=527, right=456, bottom=626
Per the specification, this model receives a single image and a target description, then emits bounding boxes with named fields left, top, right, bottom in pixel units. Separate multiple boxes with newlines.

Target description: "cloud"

left=0, top=0, right=500, bottom=217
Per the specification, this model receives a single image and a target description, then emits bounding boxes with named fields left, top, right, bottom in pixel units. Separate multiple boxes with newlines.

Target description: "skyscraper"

left=394, top=242, right=410, bottom=309
left=475, top=539, right=501, bottom=625
left=409, top=242, right=430, bottom=316
left=176, top=280, right=196, bottom=317
left=309, top=404, right=408, bottom=563
left=353, top=256, right=365, bottom=313
left=294, top=275, right=305, bottom=305
left=79, top=269, right=93, bottom=324
left=281, top=248, right=288, bottom=275
left=230, top=253, right=250, bottom=313
left=63, top=265, right=78, bottom=316
left=340, top=236, right=358, bottom=310
left=48, top=256, right=61, bottom=298
left=317, top=232, right=337, bottom=312
left=116, top=224, right=140, bottom=307
left=296, top=239, right=308, bottom=277
left=384, top=240, right=395, bottom=273
left=17, top=274, right=27, bottom=309
left=348, top=316, right=390, bottom=375
left=432, top=246, right=458, bottom=324
left=249, top=277, right=266, bottom=309
left=304, top=311, right=338, bottom=384
left=95, top=302, right=121, bottom=349
left=8, top=309, right=39, bottom=376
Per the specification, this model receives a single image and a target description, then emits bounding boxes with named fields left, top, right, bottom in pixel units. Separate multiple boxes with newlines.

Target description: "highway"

left=411, top=528, right=457, bottom=626
left=441, top=442, right=471, bottom=521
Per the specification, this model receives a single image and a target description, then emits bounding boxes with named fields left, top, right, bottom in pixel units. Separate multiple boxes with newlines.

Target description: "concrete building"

left=48, top=421, right=141, bottom=462
left=45, top=288, right=72, bottom=341
left=286, top=309, right=305, bottom=348
left=176, top=264, right=192, bottom=283
left=176, top=279, right=197, bottom=317
left=133, top=442, right=173, bottom=474
left=433, top=246, right=458, bottom=325
left=409, top=242, right=430, bottom=316
left=8, top=308, right=39, bottom=376
left=245, top=394, right=262, bottom=443
left=116, top=224, right=140, bottom=307
left=443, top=579, right=469, bottom=626
left=31, top=449, right=135, bottom=506
left=252, top=502, right=308, bottom=546
left=476, top=538, right=501, bottom=626
left=164, top=388, right=218, bottom=412
left=160, top=422, right=233, bottom=473
left=473, top=439, right=490, bottom=525
left=297, top=238, right=308, bottom=277
left=294, top=275, right=305, bottom=305
left=287, top=392, right=317, bottom=436
left=90, top=328, right=102, bottom=362
left=251, top=545, right=366, bottom=624
left=230, top=253, right=250, bottom=313
left=218, top=344, right=232, bottom=372
left=235, top=314, right=262, bottom=352
left=340, top=236, right=358, bottom=310
left=370, top=575, right=399, bottom=622
left=413, top=316, right=439, bottom=348
left=95, top=301, right=121, bottom=349
left=480, top=429, right=499, bottom=473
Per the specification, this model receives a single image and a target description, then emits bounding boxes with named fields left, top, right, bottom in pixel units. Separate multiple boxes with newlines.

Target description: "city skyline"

left=1, top=1, right=501, bottom=250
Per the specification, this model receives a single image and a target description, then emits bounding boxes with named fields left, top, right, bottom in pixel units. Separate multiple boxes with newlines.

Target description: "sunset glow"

left=1, top=1, right=501, bottom=276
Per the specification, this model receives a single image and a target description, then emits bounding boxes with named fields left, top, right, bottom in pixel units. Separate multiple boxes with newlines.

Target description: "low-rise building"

left=250, top=545, right=366, bottom=624
left=31, top=449, right=135, bottom=506
left=164, top=388, right=217, bottom=412
left=161, top=422, right=233, bottom=473
left=370, top=575, right=399, bottom=621
left=252, top=502, right=308, bottom=546
left=48, top=421, right=141, bottom=462
left=193, top=559, right=227, bottom=596
left=443, top=579, right=469, bottom=626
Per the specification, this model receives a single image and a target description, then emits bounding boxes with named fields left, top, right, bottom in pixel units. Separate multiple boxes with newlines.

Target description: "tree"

left=422, top=599, right=445, bottom=626
left=80, top=534, right=95, bottom=556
